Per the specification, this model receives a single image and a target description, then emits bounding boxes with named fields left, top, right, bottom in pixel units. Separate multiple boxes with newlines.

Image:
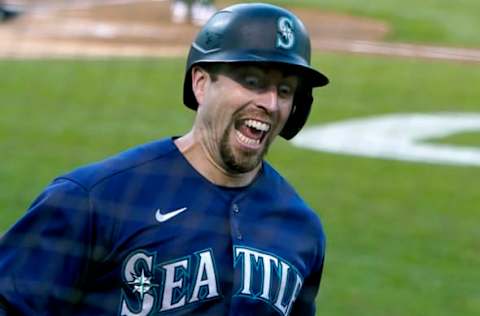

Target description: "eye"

left=243, top=74, right=262, bottom=89
left=278, top=83, right=295, bottom=98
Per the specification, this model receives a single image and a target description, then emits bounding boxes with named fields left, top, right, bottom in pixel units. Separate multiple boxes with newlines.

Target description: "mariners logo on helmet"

left=277, top=17, right=295, bottom=49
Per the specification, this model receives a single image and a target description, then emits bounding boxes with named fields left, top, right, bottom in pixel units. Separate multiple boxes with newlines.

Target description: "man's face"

left=193, top=63, right=298, bottom=174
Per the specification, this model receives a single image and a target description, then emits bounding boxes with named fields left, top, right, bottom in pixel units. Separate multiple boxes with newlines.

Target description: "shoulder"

left=56, top=138, right=178, bottom=191
left=260, top=162, right=320, bottom=220
left=261, top=161, right=326, bottom=249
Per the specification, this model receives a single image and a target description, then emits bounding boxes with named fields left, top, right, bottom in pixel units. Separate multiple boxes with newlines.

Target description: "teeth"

left=236, top=130, right=260, bottom=145
left=245, top=119, right=270, bottom=132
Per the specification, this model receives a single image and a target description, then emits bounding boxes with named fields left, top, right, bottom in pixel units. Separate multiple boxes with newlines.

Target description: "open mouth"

left=234, top=119, right=271, bottom=146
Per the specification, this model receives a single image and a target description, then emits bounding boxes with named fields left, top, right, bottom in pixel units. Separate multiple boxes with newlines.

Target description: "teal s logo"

left=276, top=17, right=295, bottom=49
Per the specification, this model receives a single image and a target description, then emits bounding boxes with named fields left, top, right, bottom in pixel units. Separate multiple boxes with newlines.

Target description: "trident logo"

left=276, top=17, right=295, bottom=49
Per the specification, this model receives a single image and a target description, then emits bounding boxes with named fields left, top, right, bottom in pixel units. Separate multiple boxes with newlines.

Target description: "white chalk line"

left=314, top=39, right=480, bottom=63
left=293, top=113, right=480, bottom=167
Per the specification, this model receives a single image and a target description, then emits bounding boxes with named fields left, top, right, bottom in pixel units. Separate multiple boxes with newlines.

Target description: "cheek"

left=279, top=100, right=294, bottom=124
left=206, top=91, right=242, bottom=121
left=199, top=99, right=231, bottom=132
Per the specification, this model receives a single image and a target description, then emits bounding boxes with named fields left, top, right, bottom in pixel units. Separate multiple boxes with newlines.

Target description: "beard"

left=219, top=124, right=271, bottom=174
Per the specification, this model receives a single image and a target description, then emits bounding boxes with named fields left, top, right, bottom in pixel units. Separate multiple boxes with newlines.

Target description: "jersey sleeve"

left=290, top=227, right=326, bottom=316
left=0, top=178, right=97, bottom=314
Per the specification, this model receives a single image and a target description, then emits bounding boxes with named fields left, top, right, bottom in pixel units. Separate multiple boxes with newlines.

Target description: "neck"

left=174, top=132, right=260, bottom=187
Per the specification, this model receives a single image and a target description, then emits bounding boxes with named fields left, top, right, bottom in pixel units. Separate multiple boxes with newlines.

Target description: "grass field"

left=1, top=0, right=480, bottom=315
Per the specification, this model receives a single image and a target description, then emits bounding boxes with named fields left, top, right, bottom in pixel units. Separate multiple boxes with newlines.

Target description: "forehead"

left=219, top=62, right=301, bottom=79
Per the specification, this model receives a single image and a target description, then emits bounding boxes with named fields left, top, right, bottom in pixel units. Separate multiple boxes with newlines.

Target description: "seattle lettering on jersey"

left=120, top=249, right=220, bottom=316
left=119, top=247, right=303, bottom=316
left=233, top=246, right=303, bottom=316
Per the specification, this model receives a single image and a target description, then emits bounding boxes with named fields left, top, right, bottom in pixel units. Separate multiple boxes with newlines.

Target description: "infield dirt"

left=1, top=0, right=479, bottom=62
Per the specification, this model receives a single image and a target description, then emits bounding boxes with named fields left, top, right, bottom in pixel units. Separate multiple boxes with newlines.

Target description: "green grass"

left=1, top=55, right=479, bottom=315
left=253, top=0, right=480, bottom=47
left=309, top=53, right=480, bottom=121
left=0, top=58, right=194, bottom=229
left=427, top=132, right=480, bottom=146
left=271, top=145, right=480, bottom=315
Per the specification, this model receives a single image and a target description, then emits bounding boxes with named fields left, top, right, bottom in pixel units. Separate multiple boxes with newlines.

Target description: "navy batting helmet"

left=183, top=3, right=329, bottom=140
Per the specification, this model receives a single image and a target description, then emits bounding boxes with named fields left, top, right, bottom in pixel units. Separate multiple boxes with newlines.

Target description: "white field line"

left=293, top=113, right=480, bottom=167
left=5, top=36, right=479, bottom=62
left=315, top=39, right=480, bottom=63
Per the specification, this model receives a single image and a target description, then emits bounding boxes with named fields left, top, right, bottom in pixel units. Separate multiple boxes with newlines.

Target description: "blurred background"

left=1, top=0, right=479, bottom=315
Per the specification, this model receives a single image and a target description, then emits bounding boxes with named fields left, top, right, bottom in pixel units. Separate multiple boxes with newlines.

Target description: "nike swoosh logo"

left=155, top=207, right=188, bottom=223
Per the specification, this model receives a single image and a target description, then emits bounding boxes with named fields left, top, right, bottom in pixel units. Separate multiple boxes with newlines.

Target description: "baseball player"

left=170, top=0, right=216, bottom=25
left=0, top=1, right=21, bottom=22
left=0, top=3, right=329, bottom=315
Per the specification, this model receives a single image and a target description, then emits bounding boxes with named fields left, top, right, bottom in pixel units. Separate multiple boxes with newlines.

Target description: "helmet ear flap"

left=183, top=66, right=199, bottom=110
left=280, top=89, right=313, bottom=140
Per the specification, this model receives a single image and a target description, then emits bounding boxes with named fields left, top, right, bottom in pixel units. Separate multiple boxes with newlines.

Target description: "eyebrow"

left=242, top=64, right=300, bottom=80
left=222, top=62, right=296, bottom=75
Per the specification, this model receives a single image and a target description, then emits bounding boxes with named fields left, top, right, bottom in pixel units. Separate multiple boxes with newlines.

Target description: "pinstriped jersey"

left=0, top=138, right=326, bottom=315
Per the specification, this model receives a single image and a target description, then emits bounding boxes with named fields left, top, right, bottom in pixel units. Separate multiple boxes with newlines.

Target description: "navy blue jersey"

left=0, top=138, right=326, bottom=315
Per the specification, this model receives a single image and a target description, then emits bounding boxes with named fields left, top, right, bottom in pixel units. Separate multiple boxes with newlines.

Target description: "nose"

left=255, top=85, right=279, bottom=113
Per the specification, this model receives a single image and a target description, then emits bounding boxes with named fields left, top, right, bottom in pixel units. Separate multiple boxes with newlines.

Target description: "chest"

left=89, top=187, right=313, bottom=315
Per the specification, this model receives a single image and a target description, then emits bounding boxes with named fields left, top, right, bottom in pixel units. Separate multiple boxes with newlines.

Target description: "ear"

left=191, top=66, right=209, bottom=107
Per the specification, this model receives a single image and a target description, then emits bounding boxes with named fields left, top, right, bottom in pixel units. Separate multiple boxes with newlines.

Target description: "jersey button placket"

left=231, top=203, right=242, bottom=240
left=233, top=204, right=240, bottom=214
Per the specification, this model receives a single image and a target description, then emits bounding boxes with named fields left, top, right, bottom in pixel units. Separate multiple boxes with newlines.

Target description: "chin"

left=221, top=147, right=263, bottom=174
left=219, top=127, right=270, bottom=174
